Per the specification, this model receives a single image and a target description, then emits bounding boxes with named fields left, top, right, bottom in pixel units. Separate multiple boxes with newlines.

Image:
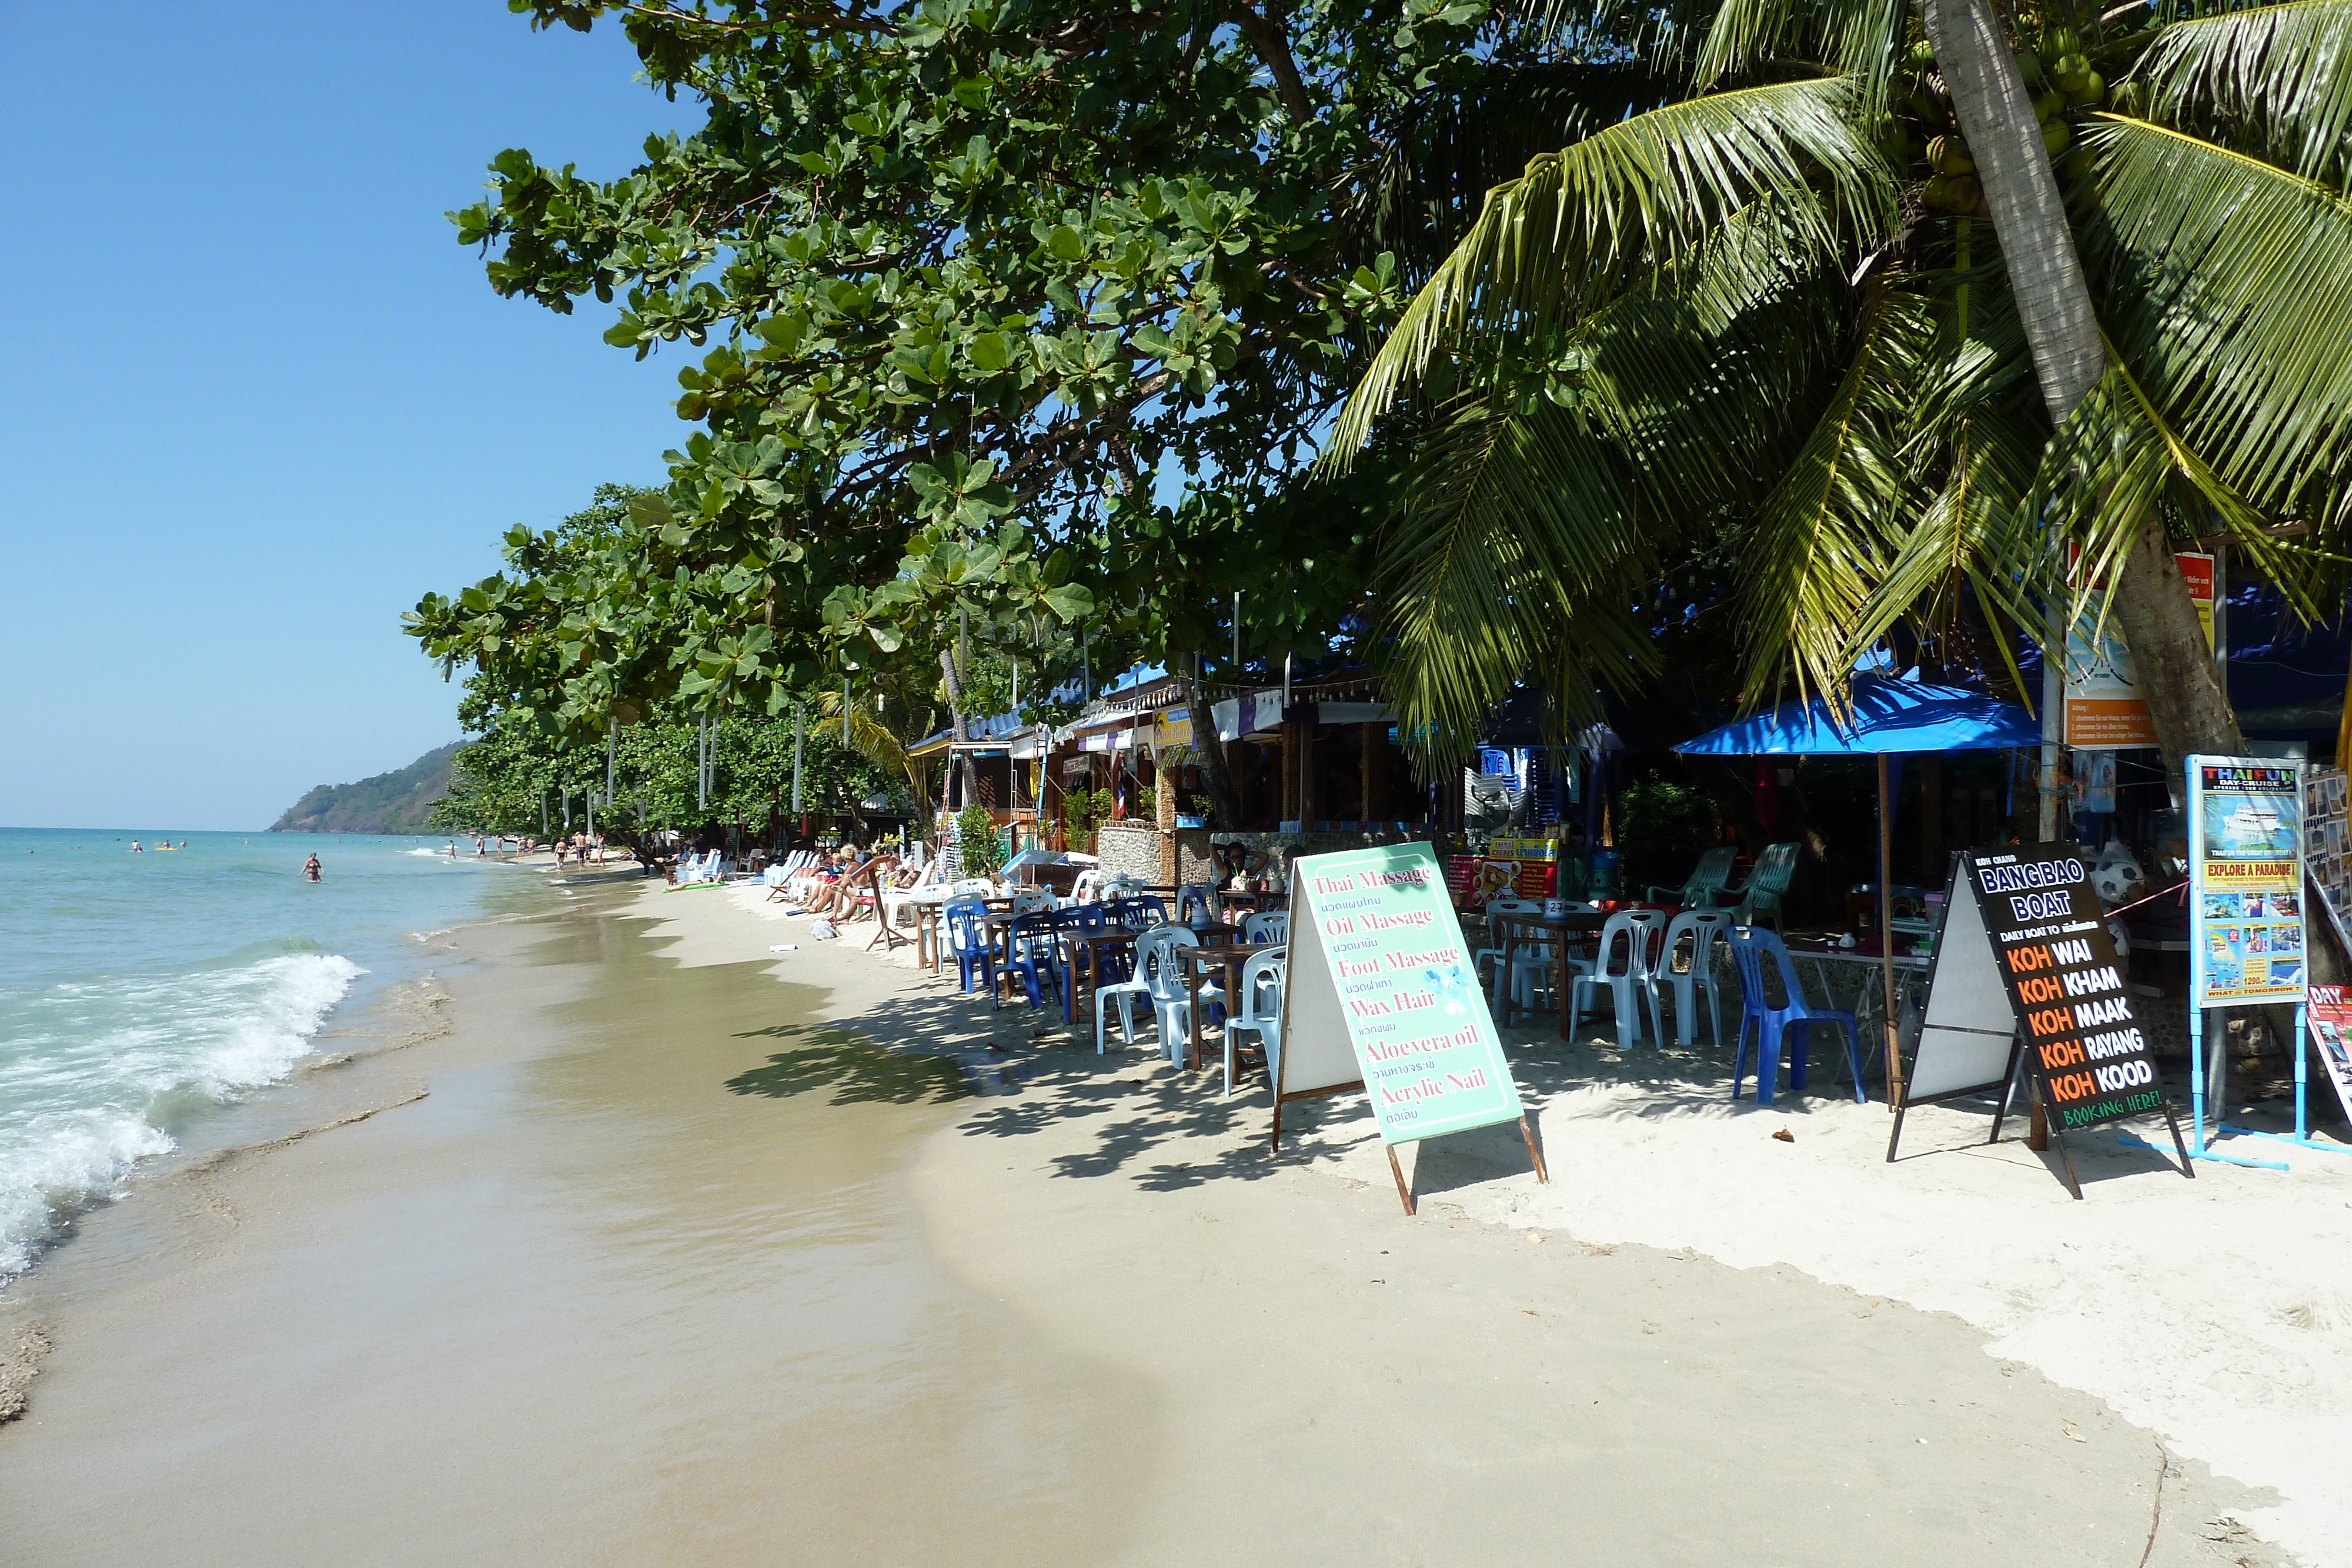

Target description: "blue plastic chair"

left=1053, top=905, right=1113, bottom=1022
left=998, top=909, right=1065, bottom=1012
left=943, top=899, right=995, bottom=997
left=1112, top=895, right=1168, bottom=932
left=1724, top=926, right=1863, bottom=1105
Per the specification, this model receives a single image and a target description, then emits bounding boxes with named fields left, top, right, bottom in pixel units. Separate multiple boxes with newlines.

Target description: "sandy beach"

left=0, top=873, right=2319, bottom=1565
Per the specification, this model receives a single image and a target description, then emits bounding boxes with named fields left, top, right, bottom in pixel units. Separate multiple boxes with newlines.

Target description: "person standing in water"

left=302, top=854, right=323, bottom=882
left=130, top=840, right=143, bottom=853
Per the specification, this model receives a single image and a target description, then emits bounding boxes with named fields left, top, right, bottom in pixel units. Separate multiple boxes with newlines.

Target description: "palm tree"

left=1330, top=0, right=2352, bottom=782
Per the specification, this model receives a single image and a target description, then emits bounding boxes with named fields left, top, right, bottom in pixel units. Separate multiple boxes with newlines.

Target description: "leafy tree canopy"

left=407, top=0, right=1648, bottom=757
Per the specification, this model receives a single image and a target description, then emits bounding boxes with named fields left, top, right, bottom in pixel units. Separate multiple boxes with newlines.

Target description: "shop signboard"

left=2062, top=551, right=2214, bottom=748
left=1152, top=707, right=1193, bottom=750
left=1964, top=844, right=2190, bottom=1196
left=2188, top=758, right=2307, bottom=1007
left=2301, top=987, right=2352, bottom=1130
left=1273, top=841, right=1546, bottom=1213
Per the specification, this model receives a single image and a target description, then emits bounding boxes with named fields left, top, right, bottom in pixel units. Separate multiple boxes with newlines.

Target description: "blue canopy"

left=1672, top=675, right=2038, bottom=757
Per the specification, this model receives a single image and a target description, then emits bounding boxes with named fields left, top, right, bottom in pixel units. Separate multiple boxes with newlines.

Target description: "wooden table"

left=1175, top=940, right=1271, bottom=1072
left=1487, top=910, right=1609, bottom=1037
left=910, top=902, right=943, bottom=972
left=1063, top=928, right=1137, bottom=1022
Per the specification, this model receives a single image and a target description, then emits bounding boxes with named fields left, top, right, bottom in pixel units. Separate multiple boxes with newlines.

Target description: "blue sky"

left=0, top=3, right=701, bottom=830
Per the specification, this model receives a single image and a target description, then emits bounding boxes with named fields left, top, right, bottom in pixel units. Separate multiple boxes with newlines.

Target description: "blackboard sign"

left=1966, top=845, right=2191, bottom=1196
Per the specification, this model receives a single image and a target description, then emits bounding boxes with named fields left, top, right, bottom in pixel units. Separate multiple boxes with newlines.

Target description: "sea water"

left=0, top=827, right=554, bottom=1281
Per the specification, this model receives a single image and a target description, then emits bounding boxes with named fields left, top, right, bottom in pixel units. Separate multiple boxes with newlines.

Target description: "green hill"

left=270, top=742, right=461, bottom=834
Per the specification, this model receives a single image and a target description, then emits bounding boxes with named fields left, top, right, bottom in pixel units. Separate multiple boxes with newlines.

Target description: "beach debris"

left=769, top=944, right=798, bottom=952
left=1772, top=1127, right=1796, bottom=1143
left=808, top=920, right=838, bottom=940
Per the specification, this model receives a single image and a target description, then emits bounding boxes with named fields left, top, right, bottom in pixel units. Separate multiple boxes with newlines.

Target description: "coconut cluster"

left=1897, top=23, right=2112, bottom=215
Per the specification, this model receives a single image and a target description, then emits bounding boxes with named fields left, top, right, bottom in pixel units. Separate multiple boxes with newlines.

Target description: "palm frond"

left=1694, top=0, right=1905, bottom=123
left=1578, top=205, right=1852, bottom=510
left=1349, top=62, right=1685, bottom=278
left=814, top=690, right=932, bottom=808
left=1323, top=76, right=1898, bottom=464
left=1846, top=266, right=2043, bottom=654
left=1733, top=280, right=1935, bottom=706
left=2129, top=0, right=2352, bottom=185
left=2003, top=356, right=2318, bottom=643
left=2076, top=114, right=2352, bottom=511
left=1371, top=394, right=1658, bottom=770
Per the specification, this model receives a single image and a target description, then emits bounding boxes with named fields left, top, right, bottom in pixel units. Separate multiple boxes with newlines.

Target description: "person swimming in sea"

left=131, top=840, right=143, bottom=853
left=302, top=853, right=323, bottom=882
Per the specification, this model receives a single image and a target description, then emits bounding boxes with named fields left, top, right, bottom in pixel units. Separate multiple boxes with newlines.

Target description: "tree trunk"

left=1924, top=0, right=2241, bottom=775
left=2109, top=521, right=2246, bottom=763
left=938, top=648, right=981, bottom=809
left=1186, top=676, right=1242, bottom=827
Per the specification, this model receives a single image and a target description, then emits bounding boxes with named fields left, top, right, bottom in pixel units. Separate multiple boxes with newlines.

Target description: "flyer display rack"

left=2181, top=754, right=2350, bottom=1168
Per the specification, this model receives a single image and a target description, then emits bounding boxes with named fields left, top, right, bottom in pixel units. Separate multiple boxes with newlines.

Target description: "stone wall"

left=1095, top=821, right=1166, bottom=885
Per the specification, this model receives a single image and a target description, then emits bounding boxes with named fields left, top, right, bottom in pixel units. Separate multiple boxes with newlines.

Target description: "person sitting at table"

left=1215, top=840, right=1271, bottom=892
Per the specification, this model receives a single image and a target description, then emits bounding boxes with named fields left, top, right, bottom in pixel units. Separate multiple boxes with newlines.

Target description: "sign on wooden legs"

left=1271, top=841, right=1546, bottom=1213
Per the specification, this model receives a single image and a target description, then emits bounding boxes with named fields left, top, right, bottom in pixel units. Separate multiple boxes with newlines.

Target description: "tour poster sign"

left=1966, top=846, right=2190, bottom=1195
left=2189, top=758, right=2308, bottom=1007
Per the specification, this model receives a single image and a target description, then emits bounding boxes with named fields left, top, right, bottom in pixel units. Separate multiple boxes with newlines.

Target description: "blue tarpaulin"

left=1671, top=675, right=2039, bottom=758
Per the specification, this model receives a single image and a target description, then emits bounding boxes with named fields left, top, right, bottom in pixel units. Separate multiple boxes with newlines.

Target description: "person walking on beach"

left=302, top=853, right=323, bottom=882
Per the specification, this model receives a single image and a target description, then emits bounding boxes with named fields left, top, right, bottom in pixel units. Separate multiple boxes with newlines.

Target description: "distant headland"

left=269, top=742, right=460, bottom=834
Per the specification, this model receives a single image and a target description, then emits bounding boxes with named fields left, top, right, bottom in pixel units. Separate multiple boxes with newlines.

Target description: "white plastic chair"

left=1242, top=911, right=1288, bottom=944
left=1095, top=925, right=1194, bottom=1054
left=1652, top=908, right=1735, bottom=1048
left=1010, top=887, right=1055, bottom=915
left=1475, top=898, right=1545, bottom=1013
left=1147, top=927, right=1224, bottom=1064
left=1571, top=911, right=1665, bottom=1049
left=1221, top=950, right=1286, bottom=1096
left=1177, top=882, right=1220, bottom=927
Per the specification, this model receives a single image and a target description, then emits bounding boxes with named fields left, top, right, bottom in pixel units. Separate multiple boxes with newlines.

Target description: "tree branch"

left=1226, top=2, right=1316, bottom=128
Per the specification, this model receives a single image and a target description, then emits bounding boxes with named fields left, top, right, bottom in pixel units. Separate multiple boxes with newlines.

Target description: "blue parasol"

left=1673, top=674, right=2039, bottom=1106
left=1671, top=674, right=2038, bottom=757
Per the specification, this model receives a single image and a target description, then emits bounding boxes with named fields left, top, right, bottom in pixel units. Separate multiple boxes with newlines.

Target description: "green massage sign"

left=1275, top=842, right=1545, bottom=1211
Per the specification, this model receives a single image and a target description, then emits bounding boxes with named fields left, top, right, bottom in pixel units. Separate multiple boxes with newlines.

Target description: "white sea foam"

left=0, top=952, right=361, bottom=1280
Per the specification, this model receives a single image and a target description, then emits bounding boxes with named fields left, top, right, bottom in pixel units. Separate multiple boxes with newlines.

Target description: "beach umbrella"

left=1673, top=674, right=2040, bottom=1104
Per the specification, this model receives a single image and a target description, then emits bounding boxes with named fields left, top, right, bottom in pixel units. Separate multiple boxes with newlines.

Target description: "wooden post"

left=1298, top=723, right=1317, bottom=826
left=1281, top=723, right=1302, bottom=823
left=1385, top=1145, right=1416, bottom=1216
left=1919, top=757, right=1945, bottom=877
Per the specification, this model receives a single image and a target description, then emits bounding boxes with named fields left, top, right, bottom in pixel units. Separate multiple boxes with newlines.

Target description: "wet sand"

left=0, top=880, right=2293, bottom=1565
left=0, top=880, right=1141, bottom=1565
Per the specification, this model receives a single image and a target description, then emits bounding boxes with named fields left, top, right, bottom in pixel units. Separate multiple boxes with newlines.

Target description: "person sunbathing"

left=796, top=857, right=870, bottom=917
left=801, top=854, right=897, bottom=919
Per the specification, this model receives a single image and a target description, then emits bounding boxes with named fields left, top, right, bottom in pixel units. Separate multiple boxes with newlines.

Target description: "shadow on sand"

left=733, top=958, right=2193, bottom=1205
